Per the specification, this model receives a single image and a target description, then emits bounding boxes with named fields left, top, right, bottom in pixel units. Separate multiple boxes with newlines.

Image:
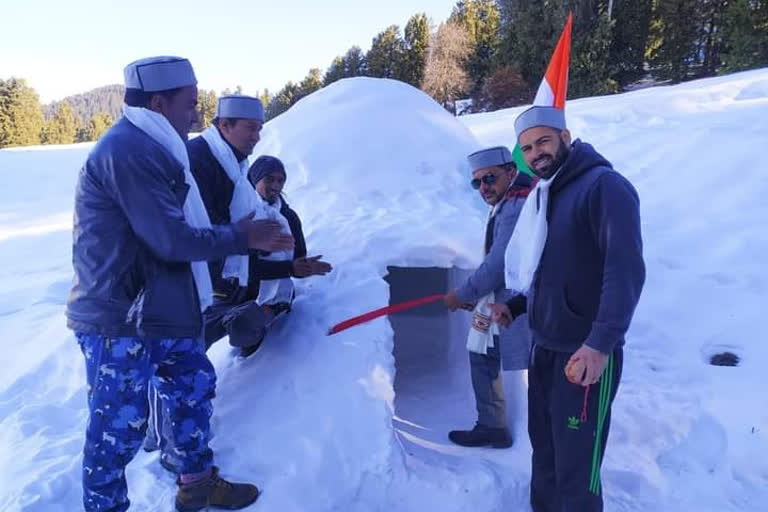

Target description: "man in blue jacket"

left=497, top=106, right=645, bottom=512
left=66, top=56, right=293, bottom=512
left=443, top=146, right=534, bottom=448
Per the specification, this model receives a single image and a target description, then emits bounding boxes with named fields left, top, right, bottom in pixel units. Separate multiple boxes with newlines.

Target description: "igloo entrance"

left=384, top=266, right=478, bottom=449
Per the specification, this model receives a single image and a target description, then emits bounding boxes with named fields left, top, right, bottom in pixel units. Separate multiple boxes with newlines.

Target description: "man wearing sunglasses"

left=443, top=146, right=535, bottom=448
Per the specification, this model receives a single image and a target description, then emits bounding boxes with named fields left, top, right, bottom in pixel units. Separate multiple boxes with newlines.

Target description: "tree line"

left=2, top=0, right=766, bottom=148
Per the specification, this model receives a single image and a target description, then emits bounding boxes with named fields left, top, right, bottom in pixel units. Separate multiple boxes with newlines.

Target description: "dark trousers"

left=528, top=345, right=623, bottom=512
left=204, top=298, right=276, bottom=350
left=469, top=337, right=508, bottom=429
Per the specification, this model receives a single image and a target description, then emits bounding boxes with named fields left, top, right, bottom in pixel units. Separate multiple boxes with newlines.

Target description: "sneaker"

left=448, top=423, right=513, bottom=448
left=176, top=466, right=260, bottom=511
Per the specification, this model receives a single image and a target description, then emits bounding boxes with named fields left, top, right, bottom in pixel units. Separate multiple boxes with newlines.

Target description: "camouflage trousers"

left=76, top=334, right=216, bottom=512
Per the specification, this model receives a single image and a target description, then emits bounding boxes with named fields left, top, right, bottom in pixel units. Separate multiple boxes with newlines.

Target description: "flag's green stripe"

left=513, top=144, right=535, bottom=177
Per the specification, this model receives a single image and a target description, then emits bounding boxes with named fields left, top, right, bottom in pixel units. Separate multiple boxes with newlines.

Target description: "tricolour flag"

left=514, top=13, right=573, bottom=176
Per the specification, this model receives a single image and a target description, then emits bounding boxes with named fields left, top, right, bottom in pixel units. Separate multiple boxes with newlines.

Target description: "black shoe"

left=160, top=453, right=181, bottom=474
left=448, top=423, right=513, bottom=448
left=239, top=338, right=264, bottom=359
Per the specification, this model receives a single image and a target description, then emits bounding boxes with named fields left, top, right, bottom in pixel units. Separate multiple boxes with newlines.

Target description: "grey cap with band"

left=514, top=105, right=567, bottom=138
left=216, top=95, right=265, bottom=121
left=467, top=146, right=515, bottom=172
left=123, top=56, right=197, bottom=91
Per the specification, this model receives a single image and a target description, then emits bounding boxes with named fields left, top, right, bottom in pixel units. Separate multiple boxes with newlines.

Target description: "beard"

left=531, top=139, right=570, bottom=180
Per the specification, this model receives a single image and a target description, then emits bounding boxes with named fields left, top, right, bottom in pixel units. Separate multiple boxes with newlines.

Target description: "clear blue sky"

left=0, top=0, right=456, bottom=103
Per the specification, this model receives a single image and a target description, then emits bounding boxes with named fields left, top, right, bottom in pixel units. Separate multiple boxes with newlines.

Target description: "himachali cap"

left=216, top=95, right=265, bottom=121
left=467, top=146, right=515, bottom=172
left=123, top=56, right=197, bottom=92
left=514, top=106, right=567, bottom=139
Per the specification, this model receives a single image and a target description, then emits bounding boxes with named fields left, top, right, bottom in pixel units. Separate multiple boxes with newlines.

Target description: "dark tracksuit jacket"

left=523, top=140, right=645, bottom=512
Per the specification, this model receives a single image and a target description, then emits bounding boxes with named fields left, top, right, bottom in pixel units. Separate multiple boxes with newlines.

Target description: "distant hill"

left=45, top=85, right=124, bottom=123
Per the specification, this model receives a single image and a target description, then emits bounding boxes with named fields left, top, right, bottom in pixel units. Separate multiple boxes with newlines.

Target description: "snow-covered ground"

left=0, top=69, right=767, bottom=511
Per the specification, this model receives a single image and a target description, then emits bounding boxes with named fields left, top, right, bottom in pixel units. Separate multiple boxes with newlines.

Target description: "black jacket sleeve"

left=188, top=138, right=234, bottom=226
left=583, top=172, right=646, bottom=353
left=505, top=294, right=528, bottom=320
left=249, top=257, right=295, bottom=281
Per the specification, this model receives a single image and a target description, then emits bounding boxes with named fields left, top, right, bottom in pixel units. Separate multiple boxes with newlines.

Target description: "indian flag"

left=514, top=13, right=573, bottom=175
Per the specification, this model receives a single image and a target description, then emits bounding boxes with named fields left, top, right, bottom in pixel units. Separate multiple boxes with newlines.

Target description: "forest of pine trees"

left=1, top=0, right=766, bottom=148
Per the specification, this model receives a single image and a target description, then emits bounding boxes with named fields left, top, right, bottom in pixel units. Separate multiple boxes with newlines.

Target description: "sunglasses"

left=471, top=174, right=499, bottom=190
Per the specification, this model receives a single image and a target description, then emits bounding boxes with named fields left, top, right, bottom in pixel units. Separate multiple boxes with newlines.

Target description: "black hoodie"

left=528, top=139, right=645, bottom=354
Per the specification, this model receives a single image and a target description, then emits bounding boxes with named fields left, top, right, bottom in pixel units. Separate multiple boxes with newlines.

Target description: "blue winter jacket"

left=66, top=118, right=249, bottom=339
left=528, top=139, right=645, bottom=354
left=457, top=173, right=534, bottom=370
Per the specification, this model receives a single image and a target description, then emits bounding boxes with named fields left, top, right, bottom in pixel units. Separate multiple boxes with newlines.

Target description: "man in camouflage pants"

left=66, top=56, right=293, bottom=511
left=77, top=336, right=215, bottom=508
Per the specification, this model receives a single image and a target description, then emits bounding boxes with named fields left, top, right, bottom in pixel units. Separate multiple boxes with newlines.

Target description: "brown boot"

left=176, top=466, right=260, bottom=511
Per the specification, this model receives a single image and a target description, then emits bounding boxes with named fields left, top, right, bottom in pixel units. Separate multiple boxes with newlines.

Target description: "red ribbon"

left=327, top=294, right=445, bottom=336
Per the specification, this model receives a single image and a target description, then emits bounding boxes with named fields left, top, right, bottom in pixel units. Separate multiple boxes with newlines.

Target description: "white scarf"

left=122, top=105, right=213, bottom=312
left=466, top=203, right=501, bottom=355
left=255, top=196, right=295, bottom=305
left=504, top=170, right=560, bottom=293
left=201, top=126, right=255, bottom=285
left=200, top=127, right=294, bottom=304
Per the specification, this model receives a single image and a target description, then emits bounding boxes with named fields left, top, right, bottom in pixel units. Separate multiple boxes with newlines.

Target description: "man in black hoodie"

left=495, top=106, right=645, bottom=512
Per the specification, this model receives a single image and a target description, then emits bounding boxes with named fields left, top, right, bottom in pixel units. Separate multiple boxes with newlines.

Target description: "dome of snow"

left=254, top=77, right=487, bottom=271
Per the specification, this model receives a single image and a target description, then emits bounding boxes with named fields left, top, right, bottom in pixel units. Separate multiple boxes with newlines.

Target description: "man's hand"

left=236, top=214, right=295, bottom=252
left=443, top=291, right=462, bottom=312
left=293, top=255, right=333, bottom=277
left=566, top=345, right=609, bottom=386
left=487, top=302, right=512, bottom=328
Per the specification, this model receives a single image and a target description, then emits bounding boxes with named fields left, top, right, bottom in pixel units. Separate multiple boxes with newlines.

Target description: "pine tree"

left=720, top=0, right=768, bottom=73
left=196, top=89, right=218, bottom=130
left=259, top=89, right=272, bottom=110
left=497, top=1, right=617, bottom=99
left=343, top=46, right=367, bottom=77
left=324, top=56, right=346, bottom=86
left=422, top=22, right=472, bottom=112
left=449, top=0, right=501, bottom=96
left=569, top=1, right=618, bottom=97
left=648, top=0, right=703, bottom=82
left=0, top=78, right=44, bottom=148
left=400, top=13, right=431, bottom=87
left=42, top=101, right=79, bottom=144
left=297, top=68, right=323, bottom=102
left=697, top=0, right=729, bottom=77
left=266, top=82, right=299, bottom=119
left=366, top=25, right=407, bottom=79
left=78, top=112, right=114, bottom=142
left=609, top=0, right=654, bottom=85
left=44, top=85, right=124, bottom=126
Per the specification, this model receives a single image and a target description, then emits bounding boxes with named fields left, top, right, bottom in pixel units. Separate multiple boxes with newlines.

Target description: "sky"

left=0, top=0, right=456, bottom=103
